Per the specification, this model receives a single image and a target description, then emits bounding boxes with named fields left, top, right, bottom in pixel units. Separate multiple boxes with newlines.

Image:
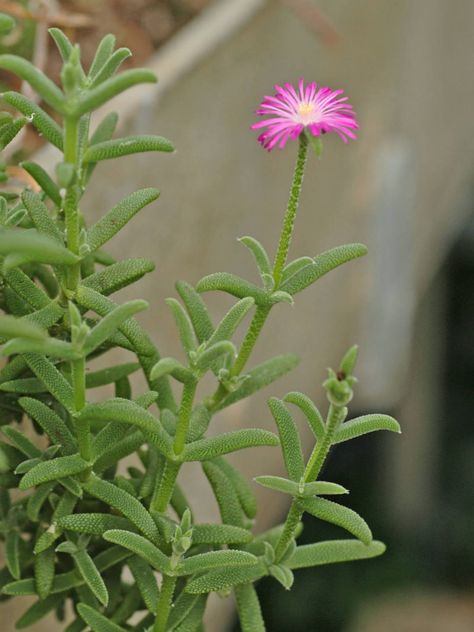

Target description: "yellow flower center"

left=298, top=102, right=314, bottom=117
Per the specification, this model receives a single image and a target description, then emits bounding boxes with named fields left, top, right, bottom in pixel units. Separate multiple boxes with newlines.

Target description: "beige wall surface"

left=2, top=0, right=474, bottom=630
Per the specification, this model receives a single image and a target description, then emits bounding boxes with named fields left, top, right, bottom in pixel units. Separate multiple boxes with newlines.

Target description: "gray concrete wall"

left=2, top=0, right=474, bottom=629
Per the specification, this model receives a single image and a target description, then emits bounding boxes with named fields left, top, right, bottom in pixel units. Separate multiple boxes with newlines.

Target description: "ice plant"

left=251, top=78, right=358, bottom=151
left=0, top=24, right=399, bottom=632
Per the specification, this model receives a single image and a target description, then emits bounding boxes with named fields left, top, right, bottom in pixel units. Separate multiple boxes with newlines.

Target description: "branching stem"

left=274, top=403, right=346, bottom=562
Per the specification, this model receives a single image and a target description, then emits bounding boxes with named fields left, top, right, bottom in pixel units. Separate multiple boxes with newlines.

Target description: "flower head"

left=251, top=79, right=358, bottom=151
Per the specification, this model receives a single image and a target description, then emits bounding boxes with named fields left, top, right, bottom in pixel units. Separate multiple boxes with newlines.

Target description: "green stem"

left=151, top=459, right=180, bottom=513
left=205, top=305, right=270, bottom=413
left=71, top=356, right=90, bottom=464
left=274, top=501, right=302, bottom=561
left=304, top=404, right=346, bottom=482
left=274, top=403, right=346, bottom=562
left=273, top=134, right=309, bottom=288
left=173, top=379, right=197, bottom=455
left=64, top=116, right=78, bottom=164
left=64, top=116, right=81, bottom=292
left=230, top=305, right=270, bottom=377
left=153, top=574, right=177, bottom=632
left=64, top=114, right=90, bottom=471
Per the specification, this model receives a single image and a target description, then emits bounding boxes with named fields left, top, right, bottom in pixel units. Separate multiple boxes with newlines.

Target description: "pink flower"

left=251, top=79, right=358, bottom=151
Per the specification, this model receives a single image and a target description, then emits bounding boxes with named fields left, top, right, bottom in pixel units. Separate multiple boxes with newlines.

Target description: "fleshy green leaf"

left=1, top=426, right=41, bottom=458
left=83, top=135, right=174, bottom=162
left=176, top=280, right=214, bottom=344
left=172, top=596, right=206, bottom=632
left=3, top=546, right=130, bottom=596
left=167, top=593, right=202, bottom=630
left=150, top=357, right=194, bottom=384
left=235, top=583, right=266, bottom=632
left=196, top=272, right=269, bottom=306
left=280, top=256, right=313, bottom=285
left=194, top=341, right=236, bottom=372
left=283, top=391, right=325, bottom=440
left=214, top=354, right=299, bottom=411
left=280, top=243, right=368, bottom=295
left=287, top=539, right=386, bottom=569
left=87, top=188, right=160, bottom=252
left=34, top=546, right=55, bottom=599
left=192, top=523, right=252, bottom=545
left=21, top=190, right=63, bottom=242
left=83, top=112, right=119, bottom=183
left=0, top=228, right=79, bottom=268
left=75, top=68, right=157, bottom=116
left=165, top=298, right=198, bottom=356
left=26, top=482, right=55, bottom=521
left=4, top=268, right=50, bottom=310
left=72, top=549, right=108, bottom=606
left=183, top=429, right=279, bottom=462
left=0, top=116, right=27, bottom=150
left=207, top=297, right=254, bottom=348
left=89, top=48, right=132, bottom=87
left=88, top=33, right=116, bottom=79
left=212, top=457, right=257, bottom=519
left=178, top=550, right=257, bottom=576
left=268, top=397, right=304, bottom=481
left=23, top=354, right=75, bottom=412
left=84, top=475, right=159, bottom=542
left=83, top=299, right=148, bottom=354
left=48, top=28, right=75, bottom=63
left=128, top=555, right=159, bottom=614
left=0, top=92, right=62, bottom=149
left=21, top=162, right=62, bottom=206
left=6, top=530, right=21, bottom=579
left=202, top=460, right=245, bottom=527
left=85, top=362, right=141, bottom=387
left=185, top=561, right=267, bottom=594
left=254, top=476, right=348, bottom=497
left=81, top=258, right=154, bottom=296
left=0, top=55, right=64, bottom=111
left=78, top=398, right=171, bottom=456
left=93, top=430, right=144, bottom=474
left=77, top=603, right=127, bottom=632
left=57, top=513, right=133, bottom=535
left=187, top=404, right=211, bottom=442
left=103, top=529, right=169, bottom=573
left=2, top=337, right=80, bottom=360
left=300, top=497, right=372, bottom=544
left=333, top=414, right=401, bottom=444
left=238, top=236, right=272, bottom=280
left=0, top=315, right=47, bottom=341
left=19, top=454, right=90, bottom=489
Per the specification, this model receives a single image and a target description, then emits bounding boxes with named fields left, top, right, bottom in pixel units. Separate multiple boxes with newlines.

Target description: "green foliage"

left=0, top=28, right=399, bottom=632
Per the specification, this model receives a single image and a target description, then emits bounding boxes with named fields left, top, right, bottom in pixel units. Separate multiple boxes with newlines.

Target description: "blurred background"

left=1, top=0, right=473, bottom=630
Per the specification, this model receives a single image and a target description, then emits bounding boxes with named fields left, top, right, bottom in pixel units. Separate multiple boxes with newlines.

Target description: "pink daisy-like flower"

left=251, top=79, right=358, bottom=151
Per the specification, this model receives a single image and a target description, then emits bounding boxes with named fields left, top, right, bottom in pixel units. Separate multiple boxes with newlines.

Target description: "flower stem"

left=273, top=134, right=309, bottom=288
left=153, top=574, right=177, bottom=632
left=274, top=402, right=346, bottom=562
